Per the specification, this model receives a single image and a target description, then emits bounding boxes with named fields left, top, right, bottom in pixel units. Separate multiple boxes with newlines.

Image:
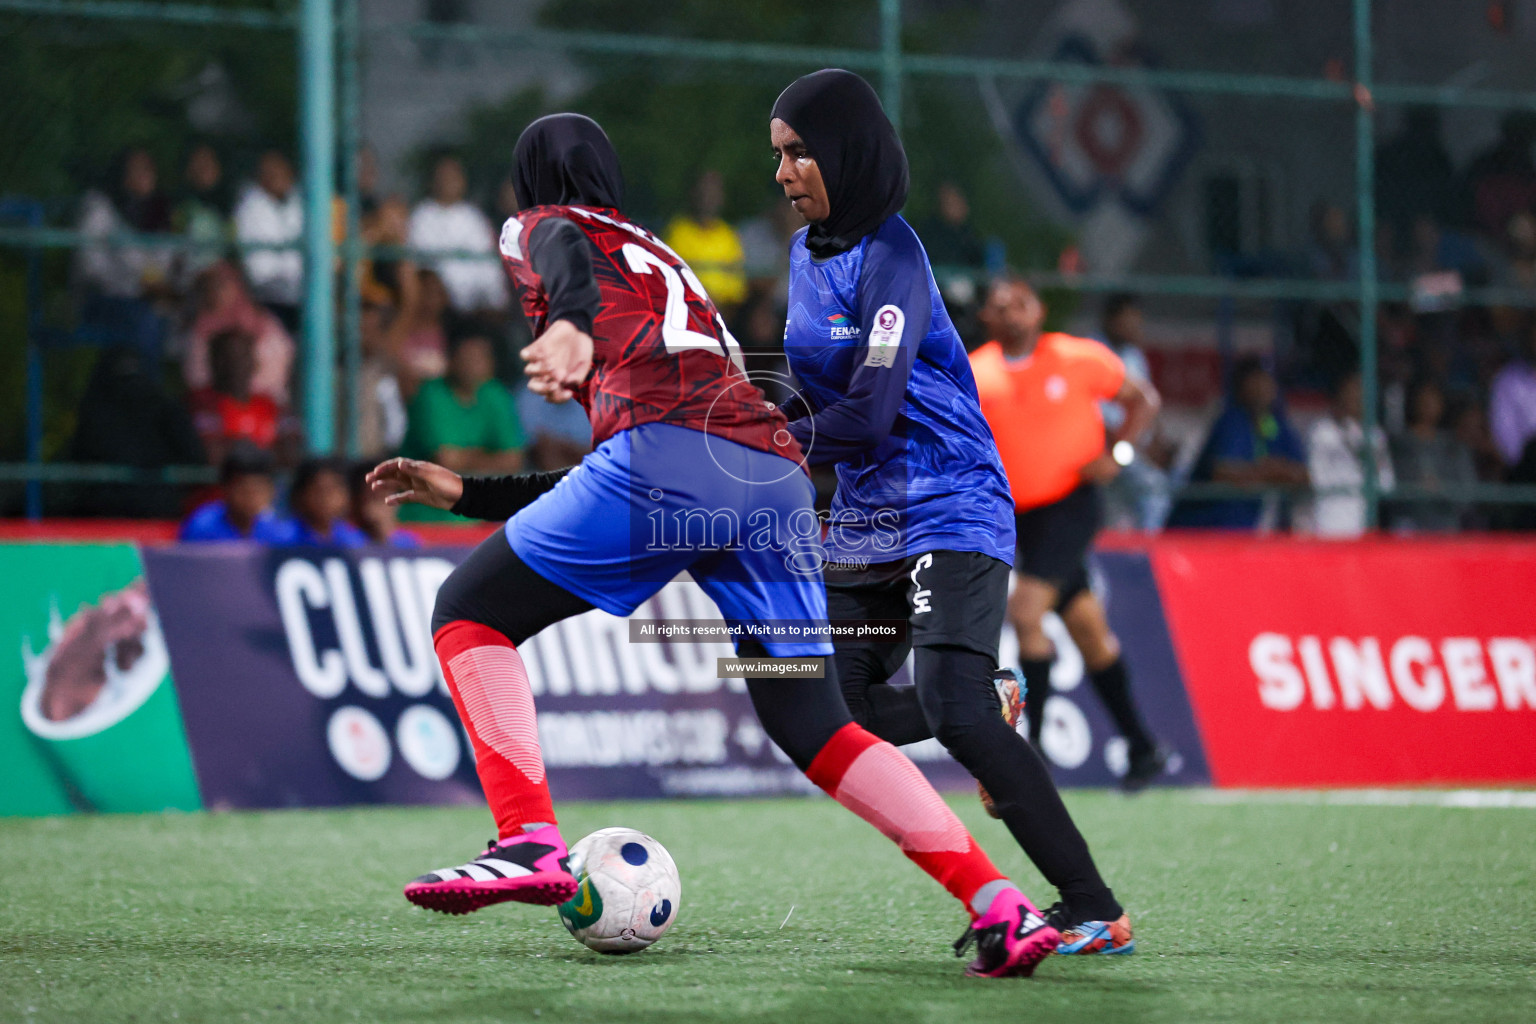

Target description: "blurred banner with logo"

left=11, top=534, right=1526, bottom=818
left=1152, top=537, right=1536, bottom=786
left=140, top=547, right=979, bottom=810
left=0, top=544, right=201, bottom=816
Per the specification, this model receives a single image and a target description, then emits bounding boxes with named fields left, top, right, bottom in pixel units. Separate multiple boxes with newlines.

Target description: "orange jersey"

left=969, top=333, right=1126, bottom=510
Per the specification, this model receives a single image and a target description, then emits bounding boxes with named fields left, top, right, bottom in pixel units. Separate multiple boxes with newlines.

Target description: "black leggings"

left=838, top=640, right=1121, bottom=921
left=433, top=530, right=851, bottom=771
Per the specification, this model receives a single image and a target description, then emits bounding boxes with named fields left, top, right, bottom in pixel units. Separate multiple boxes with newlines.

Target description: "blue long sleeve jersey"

left=781, top=215, right=1014, bottom=565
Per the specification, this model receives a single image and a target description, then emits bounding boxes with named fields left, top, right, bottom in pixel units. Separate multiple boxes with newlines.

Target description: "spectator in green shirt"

left=398, top=331, right=525, bottom=520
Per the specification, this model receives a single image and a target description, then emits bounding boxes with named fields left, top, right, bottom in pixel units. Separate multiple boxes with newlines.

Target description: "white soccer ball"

left=556, top=827, right=681, bottom=954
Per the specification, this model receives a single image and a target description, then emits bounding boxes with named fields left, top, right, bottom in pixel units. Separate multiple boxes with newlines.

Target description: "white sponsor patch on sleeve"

left=863, top=304, right=905, bottom=368
left=499, top=217, right=525, bottom=260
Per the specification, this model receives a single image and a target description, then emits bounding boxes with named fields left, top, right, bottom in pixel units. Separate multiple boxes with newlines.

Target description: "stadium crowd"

left=47, top=113, right=1536, bottom=536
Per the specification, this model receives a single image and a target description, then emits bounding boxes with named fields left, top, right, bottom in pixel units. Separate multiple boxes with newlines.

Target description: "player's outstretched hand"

left=522, top=319, right=593, bottom=403
left=367, top=457, right=464, bottom=510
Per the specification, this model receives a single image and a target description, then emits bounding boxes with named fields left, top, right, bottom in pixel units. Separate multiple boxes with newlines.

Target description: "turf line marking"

left=780, top=905, right=795, bottom=930
left=1191, top=789, right=1536, bottom=809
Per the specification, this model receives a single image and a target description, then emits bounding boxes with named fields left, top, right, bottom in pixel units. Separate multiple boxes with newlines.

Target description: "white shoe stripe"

left=459, top=864, right=497, bottom=882
left=476, top=858, right=534, bottom=877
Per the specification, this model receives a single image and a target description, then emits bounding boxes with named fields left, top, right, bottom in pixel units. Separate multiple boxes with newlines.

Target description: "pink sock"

left=434, top=619, right=556, bottom=838
left=806, top=723, right=1007, bottom=913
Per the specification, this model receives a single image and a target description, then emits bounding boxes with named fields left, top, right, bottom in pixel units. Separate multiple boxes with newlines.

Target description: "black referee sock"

left=1089, top=657, right=1156, bottom=759
left=1020, top=657, right=1054, bottom=745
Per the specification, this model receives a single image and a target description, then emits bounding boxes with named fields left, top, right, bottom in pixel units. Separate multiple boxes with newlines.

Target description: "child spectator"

left=233, top=150, right=303, bottom=333
left=274, top=458, right=370, bottom=546
left=179, top=445, right=287, bottom=542
left=399, top=332, right=524, bottom=521
left=407, top=153, right=507, bottom=315
left=190, top=328, right=299, bottom=466
left=182, top=262, right=295, bottom=404
left=182, top=261, right=296, bottom=406
left=1390, top=378, right=1477, bottom=532
left=1307, top=369, right=1394, bottom=538
left=348, top=461, right=422, bottom=548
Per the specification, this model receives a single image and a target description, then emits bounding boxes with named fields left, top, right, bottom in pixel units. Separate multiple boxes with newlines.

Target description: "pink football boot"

left=404, top=825, right=579, bottom=914
left=954, top=886, right=1062, bottom=978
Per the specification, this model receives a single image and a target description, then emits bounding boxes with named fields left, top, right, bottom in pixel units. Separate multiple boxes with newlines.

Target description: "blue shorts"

left=507, top=423, right=832, bottom=657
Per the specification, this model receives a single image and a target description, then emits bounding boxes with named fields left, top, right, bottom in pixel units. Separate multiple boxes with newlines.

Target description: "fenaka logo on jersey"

left=825, top=311, right=860, bottom=340
left=864, top=304, right=904, bottom=368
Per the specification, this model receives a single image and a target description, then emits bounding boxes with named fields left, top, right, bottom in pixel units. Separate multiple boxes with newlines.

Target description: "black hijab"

left=512, top=113, right=624, bottom=210
left=770, top=69, right=909, bottom=258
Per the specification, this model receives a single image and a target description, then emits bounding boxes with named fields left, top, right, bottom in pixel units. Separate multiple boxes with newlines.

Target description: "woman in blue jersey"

left=770, top=69, right=1133, bottom=955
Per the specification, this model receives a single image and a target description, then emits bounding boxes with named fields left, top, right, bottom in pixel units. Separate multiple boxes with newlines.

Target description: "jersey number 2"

left=621, top=243, right=744, bottom=371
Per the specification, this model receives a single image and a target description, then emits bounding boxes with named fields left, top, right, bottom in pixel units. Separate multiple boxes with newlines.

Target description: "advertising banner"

left=0, top=544, right=201, bottom=816
left=1152, top=537, right=1536, bottom=786
left=994, top=551, right=1210, bottom=787
left=141, top=546, right=976, bottom=811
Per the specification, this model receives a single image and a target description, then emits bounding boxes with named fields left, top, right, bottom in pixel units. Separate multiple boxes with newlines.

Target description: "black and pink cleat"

left=954, top=887, right=1062, bottom=978
left=404, top=825, right=579, bottom=914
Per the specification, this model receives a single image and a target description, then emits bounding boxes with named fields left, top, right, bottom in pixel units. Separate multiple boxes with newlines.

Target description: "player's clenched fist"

left=521, top=318, right=593, bottom=402
left=367, top=457, right=464, bottom=510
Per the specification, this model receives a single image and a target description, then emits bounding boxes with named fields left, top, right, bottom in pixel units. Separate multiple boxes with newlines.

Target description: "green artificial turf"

left=2, top=791, right=1533, bottom=1023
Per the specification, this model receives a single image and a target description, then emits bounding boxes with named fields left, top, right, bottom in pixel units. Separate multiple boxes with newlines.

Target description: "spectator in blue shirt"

left=272, top=457, right=370, bottom=547
left=179, top=445, right=288, bottom=542
left=1167, top=356, right=1309, bottom=530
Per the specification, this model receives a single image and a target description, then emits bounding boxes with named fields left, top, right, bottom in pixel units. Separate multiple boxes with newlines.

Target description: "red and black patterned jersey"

left=500, top=204, right=800, bottom=461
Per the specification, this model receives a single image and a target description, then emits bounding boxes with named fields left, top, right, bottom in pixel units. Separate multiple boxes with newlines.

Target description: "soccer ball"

left=556, top=827, right=681, bottom=954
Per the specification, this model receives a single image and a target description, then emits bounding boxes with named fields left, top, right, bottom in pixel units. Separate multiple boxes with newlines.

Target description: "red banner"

left=1152, top=536, right=1536, bottom=786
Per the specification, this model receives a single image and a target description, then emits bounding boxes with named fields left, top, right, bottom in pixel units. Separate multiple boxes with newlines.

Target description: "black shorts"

left=824, top=550, right=1010, bottom=679
left=1014, top=484, right=1101, bottom=609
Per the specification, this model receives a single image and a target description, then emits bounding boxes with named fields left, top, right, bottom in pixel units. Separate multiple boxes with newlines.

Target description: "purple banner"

left=142, top=546, right=975, bottom=810
left=140, top=545, right=1199, bottom=811
left=143, top=547, right=481, bottom=809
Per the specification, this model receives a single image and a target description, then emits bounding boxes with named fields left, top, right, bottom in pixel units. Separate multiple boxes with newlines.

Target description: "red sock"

left=806, top=723, right=1005, bottom=912
left=434, top=619, right=555, bottom=838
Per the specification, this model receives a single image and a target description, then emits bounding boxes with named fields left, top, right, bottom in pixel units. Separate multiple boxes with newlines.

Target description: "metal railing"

left=5, top=0, right=1536, bottom=527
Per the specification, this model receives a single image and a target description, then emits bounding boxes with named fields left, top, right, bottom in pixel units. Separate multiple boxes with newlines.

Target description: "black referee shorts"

left=1014, top=483, right=1101, bottom=611
left=823, top=550, right=1010, bottom=681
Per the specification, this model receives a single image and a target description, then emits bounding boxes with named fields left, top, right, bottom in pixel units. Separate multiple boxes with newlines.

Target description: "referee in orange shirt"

left=972, top=275, right=1169, bottom=791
